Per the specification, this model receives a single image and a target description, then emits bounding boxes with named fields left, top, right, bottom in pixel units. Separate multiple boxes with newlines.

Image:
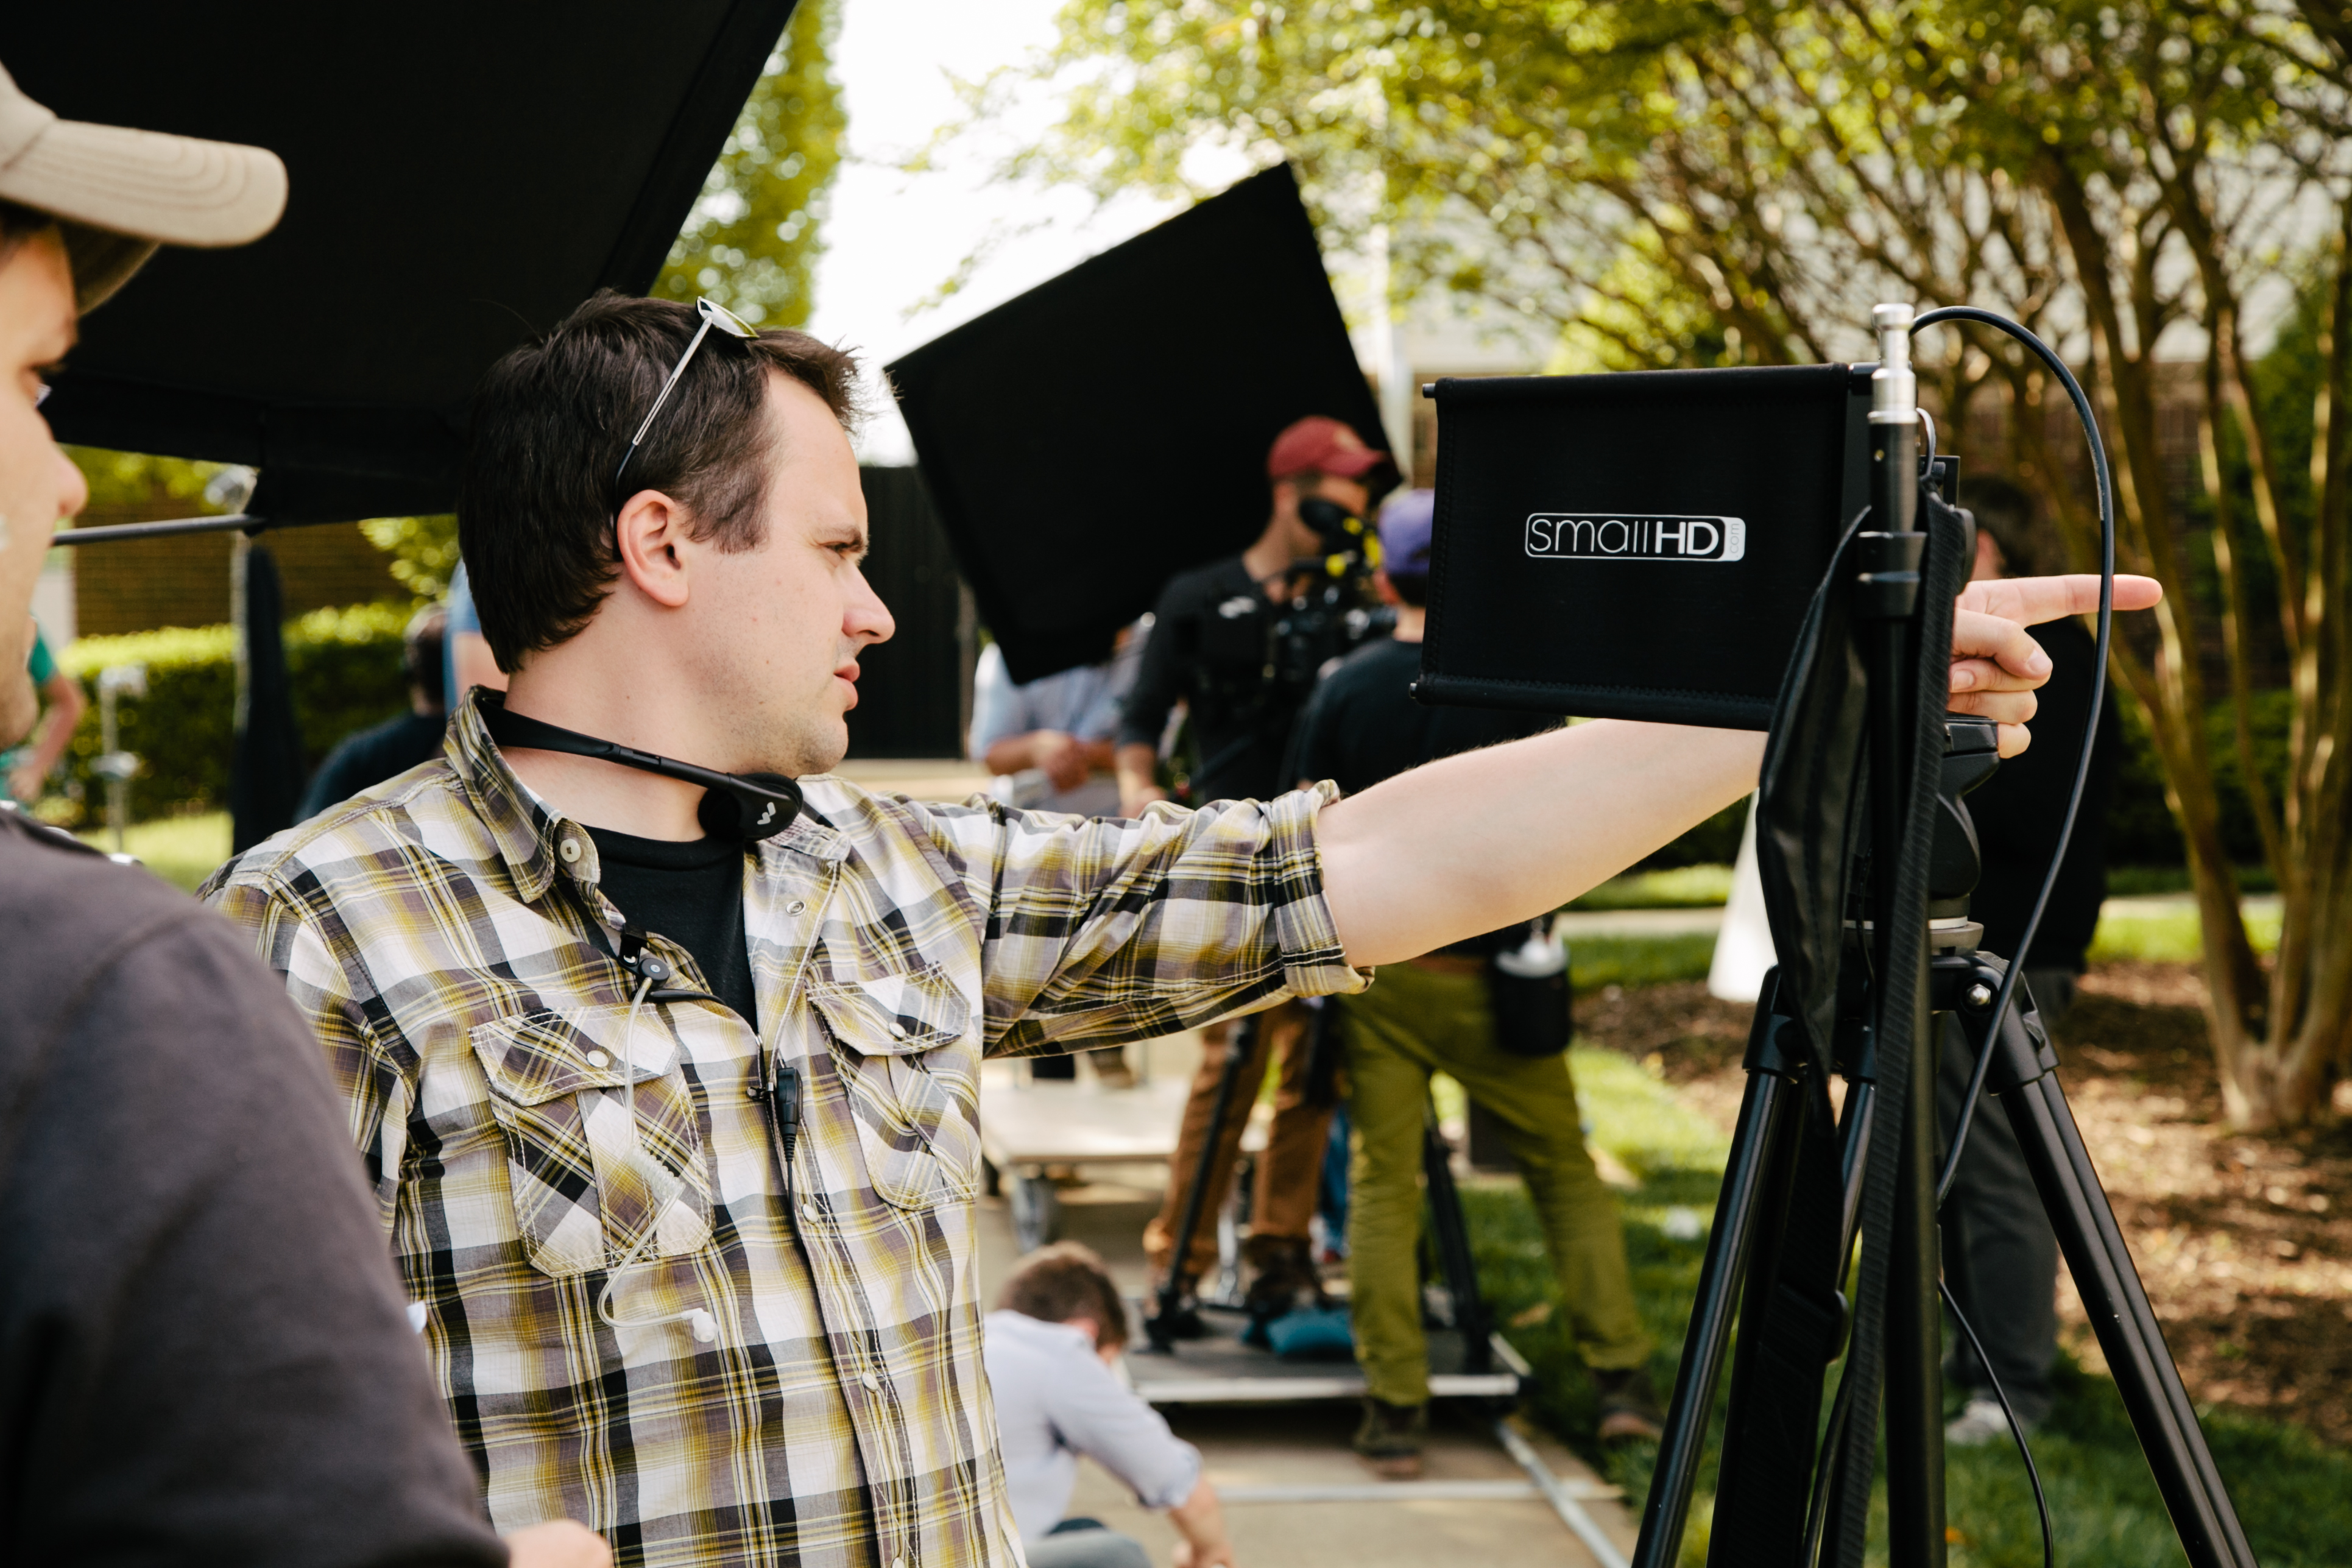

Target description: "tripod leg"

left=1631, top=981, right=1806, bottom=1568
left=1969, top=994, right=2258, bottom=1568
left=1706, top=1075, right=1845, bottom=1566
left=1883, top=956, right=1947, bottom=1568
left=1143, top=1012, right=1260, bottom=1351
left=1421, top=1096, right=1492, bottom=1372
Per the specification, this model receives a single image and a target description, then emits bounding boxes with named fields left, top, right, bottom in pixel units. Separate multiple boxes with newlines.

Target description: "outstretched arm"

left=1318, top=574, right=2158, bottom=969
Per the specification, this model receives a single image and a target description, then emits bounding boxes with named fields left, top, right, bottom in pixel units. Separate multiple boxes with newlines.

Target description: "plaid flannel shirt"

left=200, top=694, right=1365, bottom=1568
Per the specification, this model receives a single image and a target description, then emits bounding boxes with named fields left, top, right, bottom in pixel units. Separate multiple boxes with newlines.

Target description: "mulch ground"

left=1575, top=965, right=2352, bottom=1446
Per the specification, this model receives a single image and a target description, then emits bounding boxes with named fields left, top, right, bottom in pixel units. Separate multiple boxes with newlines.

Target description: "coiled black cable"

left=1909, top=306, right=2117, bottom=1204
left=1907, top=305, right=2117, bottom=1568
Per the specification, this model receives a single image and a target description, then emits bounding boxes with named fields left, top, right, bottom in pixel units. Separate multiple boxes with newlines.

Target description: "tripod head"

left=1929, top=715, right=2000, bottom=920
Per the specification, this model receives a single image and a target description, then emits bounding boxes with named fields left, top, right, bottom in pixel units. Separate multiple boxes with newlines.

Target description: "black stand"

left=1422, top=1095, right=1494, bottom=1373
left=1630, top=306, right=2255, bottom=1568
left=1144, top=1012, right=1262, bottom=1351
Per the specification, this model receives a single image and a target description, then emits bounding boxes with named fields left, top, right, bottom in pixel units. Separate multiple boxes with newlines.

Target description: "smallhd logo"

left=1524, top=513, right=1746, bottom=563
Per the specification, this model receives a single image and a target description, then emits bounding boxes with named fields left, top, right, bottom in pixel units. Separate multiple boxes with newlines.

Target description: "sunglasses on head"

left=610, top=296, right=759, bottom=510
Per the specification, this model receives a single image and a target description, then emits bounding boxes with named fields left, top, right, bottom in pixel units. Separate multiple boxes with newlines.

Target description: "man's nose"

left=847, top=565, right=895, bottom=647
left=52, top=444, right=88, bottom=521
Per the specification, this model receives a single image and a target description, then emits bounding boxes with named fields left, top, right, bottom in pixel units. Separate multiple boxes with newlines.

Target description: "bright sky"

left=808, top=0, right=1193, bottom=464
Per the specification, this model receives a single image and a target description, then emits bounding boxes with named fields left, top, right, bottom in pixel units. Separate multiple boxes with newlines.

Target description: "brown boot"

left=1594, top=1365, right=1665, bottom=1442
left=1241, top=1234, right=1323, bottom=1335
left=1353, top=1397, right=1428, bottom=1479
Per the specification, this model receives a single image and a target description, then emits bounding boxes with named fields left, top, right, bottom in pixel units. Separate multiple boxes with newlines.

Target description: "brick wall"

left=71, top=500, right=403, bottom=637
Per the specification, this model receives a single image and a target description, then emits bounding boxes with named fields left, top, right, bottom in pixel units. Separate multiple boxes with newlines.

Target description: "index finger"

left=1957, top=573, right=2162, bottom=626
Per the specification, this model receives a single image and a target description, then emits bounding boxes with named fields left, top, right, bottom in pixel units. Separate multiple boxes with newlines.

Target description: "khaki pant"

left=1344, top=962, right=1648, bottom=1407
left=1143, top=999, right=1332, bottom=1278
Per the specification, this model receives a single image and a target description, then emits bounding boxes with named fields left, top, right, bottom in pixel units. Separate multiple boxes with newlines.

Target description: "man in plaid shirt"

left=203, top=290, right=2142, bottom=1566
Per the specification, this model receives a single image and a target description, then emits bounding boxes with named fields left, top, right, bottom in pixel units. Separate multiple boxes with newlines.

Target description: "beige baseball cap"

left=0, top=58, right=286, bottom=311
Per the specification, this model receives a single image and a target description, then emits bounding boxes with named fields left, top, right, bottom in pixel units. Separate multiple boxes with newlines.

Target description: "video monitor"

left=1418, top=362, right=1872, bottom=729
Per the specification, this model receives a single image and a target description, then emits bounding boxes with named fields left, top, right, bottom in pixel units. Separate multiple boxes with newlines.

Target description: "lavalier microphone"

left=478, top=693, right=804, bottom=842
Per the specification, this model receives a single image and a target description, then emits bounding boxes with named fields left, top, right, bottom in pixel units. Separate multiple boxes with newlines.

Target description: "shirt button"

left=586, top=1050, right=611, bottom=1068
left=800, top=1202, right=819, bottom=1221
left=559, top=838, right=582, bottom=864
left=861, top=1372, right=880, bottom=1391
left=788, top=899, right=807, bottom=915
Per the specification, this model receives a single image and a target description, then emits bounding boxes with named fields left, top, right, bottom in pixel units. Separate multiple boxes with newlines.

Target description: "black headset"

left=478, top=693, right=805, bottom=842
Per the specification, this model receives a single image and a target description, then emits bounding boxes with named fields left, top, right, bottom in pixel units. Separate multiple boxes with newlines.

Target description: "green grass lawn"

left=1570, top=932, right=1721, bottom=993
left=1572, top=864, right=1737, bottom=910
left=2088, top=900, right=2282, bottom=964
left=77, top=810, right=231, bottom=894
left=1559, top=895, right=2275, bottom=984
left=1466, top=1045, right=2352, bottom=1567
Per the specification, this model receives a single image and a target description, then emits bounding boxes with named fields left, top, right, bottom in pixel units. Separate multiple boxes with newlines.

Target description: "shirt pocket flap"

left=469, top=1007, right=677, bottom=1106
left=808, top=967, right=972, bottom=1056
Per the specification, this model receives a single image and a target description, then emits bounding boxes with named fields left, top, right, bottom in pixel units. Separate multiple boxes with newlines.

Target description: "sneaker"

left=1945, top=1396, right=2020, bottom=1448
left=1353, top=1397, right=1428, bottom=1479
left=1593, top=1366, right=1665, bottom=1442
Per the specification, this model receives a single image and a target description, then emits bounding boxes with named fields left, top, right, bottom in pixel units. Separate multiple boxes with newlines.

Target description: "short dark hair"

left=458, top=290, right=863, bottom=671
left=1958, top=475, right=2044, bottom=577
left=995, top=1241, right=1129, bottom=1350
left=403, top=604, right=448, bottom=712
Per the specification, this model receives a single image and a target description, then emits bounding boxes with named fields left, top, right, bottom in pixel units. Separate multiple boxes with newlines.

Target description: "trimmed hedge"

left=55, top=601, right=413, bottom=825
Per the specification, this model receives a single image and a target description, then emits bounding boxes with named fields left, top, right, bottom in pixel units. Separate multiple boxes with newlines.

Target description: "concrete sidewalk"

left=975, top=1170, right=1637, bottom=1568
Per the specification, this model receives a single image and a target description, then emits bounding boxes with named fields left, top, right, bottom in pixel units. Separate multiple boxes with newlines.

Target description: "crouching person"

left=987, top=1245, right=1235, bottom=1568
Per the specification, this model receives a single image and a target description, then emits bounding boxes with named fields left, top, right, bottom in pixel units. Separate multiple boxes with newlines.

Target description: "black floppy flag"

left=889, top=164, right=1393, bottom=684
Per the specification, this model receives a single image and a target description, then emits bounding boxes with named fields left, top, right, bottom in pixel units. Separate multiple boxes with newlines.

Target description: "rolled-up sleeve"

left=940, top=783, right=1370, bottom=1058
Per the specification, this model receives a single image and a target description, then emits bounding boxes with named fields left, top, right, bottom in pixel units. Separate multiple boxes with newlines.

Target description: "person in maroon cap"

left=1115, top=414, right=1395, bottom=1324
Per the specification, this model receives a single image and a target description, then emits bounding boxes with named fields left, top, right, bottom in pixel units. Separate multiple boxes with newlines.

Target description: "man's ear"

left=614, top=489, right=693, bottom=609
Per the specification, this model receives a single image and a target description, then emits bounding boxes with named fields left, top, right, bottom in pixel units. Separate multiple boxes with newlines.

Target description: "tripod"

left=1629, top=305, right=2256, bottom=1568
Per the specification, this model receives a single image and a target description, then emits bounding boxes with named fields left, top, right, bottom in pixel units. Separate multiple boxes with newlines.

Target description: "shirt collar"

left=448, top=690, right=852, bottom=900
left=448, top=690, right=574, bottom=903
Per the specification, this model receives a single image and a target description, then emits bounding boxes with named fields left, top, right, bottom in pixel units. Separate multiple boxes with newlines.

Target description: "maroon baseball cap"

left=1266, top=415, right=1393, bottom=484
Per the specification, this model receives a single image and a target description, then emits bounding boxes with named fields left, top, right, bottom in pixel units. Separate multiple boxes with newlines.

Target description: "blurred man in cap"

left=0, top=58, right=602, bottom=1568
left=1116, top=414, right=1394, bottom=1324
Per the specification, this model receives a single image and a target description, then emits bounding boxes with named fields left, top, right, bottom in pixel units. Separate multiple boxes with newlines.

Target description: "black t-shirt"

left=1118, top=554, right=1343, bottom=803
left=1287, top=636, right=1558, bottom=951
left=0, top=806, right=505, bottom=1567
left=588, top=825, right=758, bottom=1029
left=1288, top=635, right=1556, bottom=797
left=298, top=710, right=446, bottom=822
left=1964, top=617, right=2121, bottom=970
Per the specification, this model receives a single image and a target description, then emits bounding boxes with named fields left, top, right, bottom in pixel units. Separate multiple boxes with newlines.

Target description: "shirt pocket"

left=808, top=966, right=980, bottom=1212
left=468, top=1006, right=715, bottom=1278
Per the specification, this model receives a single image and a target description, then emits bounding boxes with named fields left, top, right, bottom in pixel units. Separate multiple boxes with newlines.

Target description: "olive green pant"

left=1345, top=962, right=1649, bottom=1407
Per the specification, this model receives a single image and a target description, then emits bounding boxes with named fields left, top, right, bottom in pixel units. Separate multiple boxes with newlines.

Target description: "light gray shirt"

left=967, top=626, right=1146, bottom=817
left=983, top=1310, right=1202, bottom=1547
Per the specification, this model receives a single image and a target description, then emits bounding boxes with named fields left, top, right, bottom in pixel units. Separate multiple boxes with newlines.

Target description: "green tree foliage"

left=975, top=1, right=2063, bottom=371
left=994, top=1, right=2352, bottom=1125
left=65, top=448, right=224, bottom=509
left=358, top=514, right=460, bottom=602
left=655, top=0, right=846, bottom=327
left=51, top=601, right=411, bottom=825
